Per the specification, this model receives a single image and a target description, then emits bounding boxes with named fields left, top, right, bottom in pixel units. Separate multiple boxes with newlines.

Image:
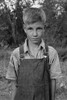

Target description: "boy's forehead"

left=24, top=22, right=44, bottom=28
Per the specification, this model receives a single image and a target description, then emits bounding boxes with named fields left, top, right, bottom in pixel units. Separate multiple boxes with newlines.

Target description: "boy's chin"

left=32, top=40, right=41, bottom=45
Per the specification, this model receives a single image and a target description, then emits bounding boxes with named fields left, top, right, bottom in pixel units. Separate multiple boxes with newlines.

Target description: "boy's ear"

left=23, top=24, right=27, bottom=33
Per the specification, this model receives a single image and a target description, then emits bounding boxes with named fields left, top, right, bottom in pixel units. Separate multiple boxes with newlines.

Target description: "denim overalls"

left=14, top=45, right=51, bottom=100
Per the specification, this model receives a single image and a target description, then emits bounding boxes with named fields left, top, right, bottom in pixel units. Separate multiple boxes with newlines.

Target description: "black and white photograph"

left=0, top=0, right=67, bottom=100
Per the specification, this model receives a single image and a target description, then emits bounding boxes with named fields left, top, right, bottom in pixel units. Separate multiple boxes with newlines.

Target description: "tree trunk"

left=12, top=22, right=17, bottom=44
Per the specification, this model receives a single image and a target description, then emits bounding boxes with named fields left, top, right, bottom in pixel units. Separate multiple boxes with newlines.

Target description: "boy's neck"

left=28, top=40, right=41, bottom=49
left=28, top=40, right=41, bottom=57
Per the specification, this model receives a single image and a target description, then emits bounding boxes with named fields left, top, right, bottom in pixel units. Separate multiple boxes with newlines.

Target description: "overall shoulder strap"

left=45, top=43, right=52, bottom=100
left=45, top=42, right=49, bottom=65
left=45, top=43, right=48, bottom=55
left=19, top=44, right=24, bottom=58
left=45, top=42, right=51, bottom=70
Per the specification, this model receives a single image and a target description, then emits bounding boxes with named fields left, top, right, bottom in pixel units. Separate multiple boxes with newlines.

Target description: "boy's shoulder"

left=12, top=47, right=19, bottom=54
left=11, top=44, right=24, bottom=58
left=11, top=47, right=20, bottom=59
left=48, top=45, right=58, bottom=54
left=48, top=45, right=58, bottom=61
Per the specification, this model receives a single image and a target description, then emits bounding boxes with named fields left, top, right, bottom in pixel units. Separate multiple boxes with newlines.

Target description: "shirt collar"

left=24, top=38, right=45, bottom=53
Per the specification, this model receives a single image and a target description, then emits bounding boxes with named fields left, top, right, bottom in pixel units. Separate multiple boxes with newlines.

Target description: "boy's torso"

left=6, top=39, right=61, bottom=81
left=14, top=45, right=51, bottom=100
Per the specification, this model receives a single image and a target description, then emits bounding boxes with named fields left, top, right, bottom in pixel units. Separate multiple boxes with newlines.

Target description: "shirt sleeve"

left=6, top=48, right=20, bottom=80
left=49, top=46, right=62, bottom=79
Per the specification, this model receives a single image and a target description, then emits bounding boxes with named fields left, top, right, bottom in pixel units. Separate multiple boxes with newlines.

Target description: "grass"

left=0, top=48, right=12, bottom=100
left=0, top=47, right=67, bottom=100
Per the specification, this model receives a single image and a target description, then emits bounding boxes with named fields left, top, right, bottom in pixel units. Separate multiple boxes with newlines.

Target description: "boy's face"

left=24, top=22, right=45, bottom=45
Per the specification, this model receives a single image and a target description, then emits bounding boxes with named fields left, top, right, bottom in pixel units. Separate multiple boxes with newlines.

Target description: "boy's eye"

left=37, top=27, right=43, bottom=30
left=28, top=27, right=33, bottom=30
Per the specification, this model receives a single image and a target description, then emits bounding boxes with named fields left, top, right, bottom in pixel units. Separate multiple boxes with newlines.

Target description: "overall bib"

left=14, top=46, right=51, bottom=100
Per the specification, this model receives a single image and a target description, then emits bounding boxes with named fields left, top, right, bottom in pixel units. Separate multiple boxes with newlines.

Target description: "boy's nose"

left=33, top=30, right=37, bottom=36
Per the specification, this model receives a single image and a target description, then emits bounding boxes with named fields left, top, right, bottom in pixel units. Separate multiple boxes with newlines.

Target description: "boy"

left=6, top=8, right=61, bottom=100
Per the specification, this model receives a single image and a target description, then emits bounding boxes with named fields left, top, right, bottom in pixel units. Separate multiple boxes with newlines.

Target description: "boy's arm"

left=51, top=79, right=56, bottom=100
left=9, top=80, right=16, bottom=100
left=6, top=50, right=19, bottom=100
left=49, top=47, right=62, bottom=100
left=5, top=79, right=16, bottom=100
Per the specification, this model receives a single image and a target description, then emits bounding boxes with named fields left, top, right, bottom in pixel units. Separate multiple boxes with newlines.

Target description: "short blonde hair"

left=23, top=8, right=46, bottom=24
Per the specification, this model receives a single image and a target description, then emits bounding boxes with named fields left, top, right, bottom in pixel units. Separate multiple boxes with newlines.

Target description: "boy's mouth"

left=32, top=37, right=39, bottom=40
left=32, top=38, right=39, bottom=41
